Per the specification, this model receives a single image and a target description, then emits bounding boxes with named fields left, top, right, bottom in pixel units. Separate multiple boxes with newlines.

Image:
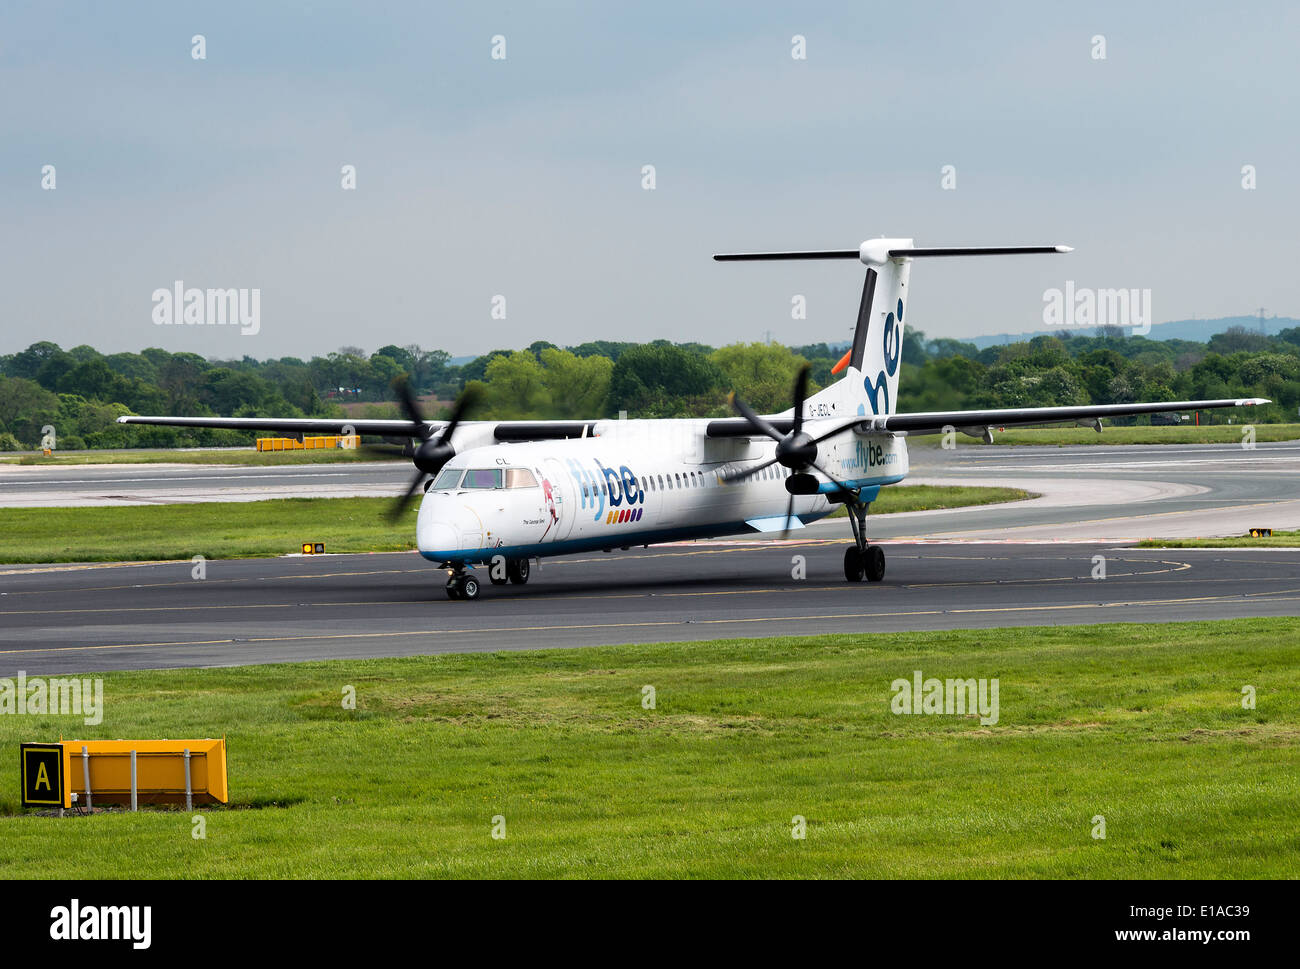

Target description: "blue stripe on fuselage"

left=420, top=517, right=806, bottom=565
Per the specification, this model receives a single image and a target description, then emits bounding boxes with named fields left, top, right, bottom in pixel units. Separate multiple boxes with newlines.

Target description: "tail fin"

left=715, top=240, right=1070, bottom=417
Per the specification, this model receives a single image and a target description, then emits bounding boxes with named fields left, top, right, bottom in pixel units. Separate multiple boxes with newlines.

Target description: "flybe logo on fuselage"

left=566, top=458, right=643, bottom=521
left=843, top=439, right=898, bottom=472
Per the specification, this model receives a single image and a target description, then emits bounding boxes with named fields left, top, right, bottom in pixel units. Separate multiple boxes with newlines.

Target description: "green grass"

left=908, top=423, right=1300, bottom=447
left=0, top=497, right=417, bottom=564
left=1138, top=530, right=1300, bottom=549
left=829, top=484, right=1032, bottom=518
left=0, top=448, right=401, bottom=466
left=0, top=486, right=1030, bottom=564
left=0, top=619, right=1295, bottom=878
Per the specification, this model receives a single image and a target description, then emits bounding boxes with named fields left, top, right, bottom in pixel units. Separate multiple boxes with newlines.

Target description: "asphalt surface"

left=2, top=441, right=1298, bottom=675
left=0, top=460, right=404, bottom=506
left=3, top=541, right=1299, bottom=675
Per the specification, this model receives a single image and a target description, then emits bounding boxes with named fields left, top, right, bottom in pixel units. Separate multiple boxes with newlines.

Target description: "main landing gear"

left=842, top=497, right=885, bottom=583
left=486, top=557, right=530, bottom=586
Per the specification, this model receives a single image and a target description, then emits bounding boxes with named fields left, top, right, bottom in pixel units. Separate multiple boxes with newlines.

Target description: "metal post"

left=82, top=745, right=92, bottom=810
left=183, top=749, right=192, bottom=812
left=130, top=749, right=137, bottom=812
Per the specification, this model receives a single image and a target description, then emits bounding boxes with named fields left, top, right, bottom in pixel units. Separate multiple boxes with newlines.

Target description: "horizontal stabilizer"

left=713, top=250, right=859, bottom=261
left=889, top=245, right=1071, bottom=258
left=713, top=243, right=1070, bottom=264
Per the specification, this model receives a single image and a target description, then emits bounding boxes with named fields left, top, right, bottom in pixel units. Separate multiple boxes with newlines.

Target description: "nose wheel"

left=843, top=497, right=885, bottom=583
left=446, top=570, right=481, bottom=600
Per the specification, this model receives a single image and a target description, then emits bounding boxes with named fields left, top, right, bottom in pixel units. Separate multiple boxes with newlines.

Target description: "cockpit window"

left=462, top=468, right=502, bottom=488
left=432, top=467, right=463, bottom=490
left=505, top=468, right=538, bottom=489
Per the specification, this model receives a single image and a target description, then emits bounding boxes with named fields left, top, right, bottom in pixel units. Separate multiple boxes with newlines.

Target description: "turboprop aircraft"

left=119, top=238, right=1268, bottom=600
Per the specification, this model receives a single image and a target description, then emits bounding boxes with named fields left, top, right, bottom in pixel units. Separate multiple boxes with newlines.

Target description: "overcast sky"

left=3, top=0, right=1296, bottom=359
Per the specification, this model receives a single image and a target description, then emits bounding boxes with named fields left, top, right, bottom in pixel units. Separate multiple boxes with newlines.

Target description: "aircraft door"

left=539, top=459, right=575, bottom=543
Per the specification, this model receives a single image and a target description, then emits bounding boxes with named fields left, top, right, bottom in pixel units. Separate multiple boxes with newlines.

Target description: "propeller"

left=375, top=380, right=481, bottom=522
left=723, top=365, right=863, bottom=534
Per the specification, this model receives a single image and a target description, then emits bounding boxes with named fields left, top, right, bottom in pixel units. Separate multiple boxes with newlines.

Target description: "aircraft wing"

left=871, top=398, right=1270, bottom=435
left=115, top=414, right=599, bottom=441
left=706, top=397, right=1270, bottom=439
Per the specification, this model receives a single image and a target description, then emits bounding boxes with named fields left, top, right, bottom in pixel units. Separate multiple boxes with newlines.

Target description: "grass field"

left=0, top=486, right=1032, bottom=564
left=1139, top=531, right=1300, bottom=549
left=827, top=485, right=1031, bottom=518
left=0, top=448, right=402, bottom=466
left=908, top=423, right=1300, bottom=447
left=0, top=618, right=1295, bottom=878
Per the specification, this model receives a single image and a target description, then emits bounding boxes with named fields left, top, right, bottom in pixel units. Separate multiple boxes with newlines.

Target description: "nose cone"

left=416, top=491, right=487, bottom=561
left=420, top=520, right=460, bottom=555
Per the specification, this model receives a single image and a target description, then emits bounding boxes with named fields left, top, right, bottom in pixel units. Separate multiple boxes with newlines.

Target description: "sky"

left=2, top=0, right=1297, bottom=360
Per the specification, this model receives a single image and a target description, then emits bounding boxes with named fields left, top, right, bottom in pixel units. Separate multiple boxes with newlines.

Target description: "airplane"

left=119, top=237, right=1269, bottom=600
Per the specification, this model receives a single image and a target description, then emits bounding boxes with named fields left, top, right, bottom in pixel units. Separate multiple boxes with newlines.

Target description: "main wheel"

left=507, top=558, right=530, bottom=584
left=460, top=575, right=481, bottom=600
left=843, top=546, right=865, bottom=582
left=865, top=545, right=886, bottom=582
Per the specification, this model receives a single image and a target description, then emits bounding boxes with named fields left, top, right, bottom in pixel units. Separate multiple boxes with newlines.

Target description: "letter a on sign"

left=21, top=743, right=65, bottom=807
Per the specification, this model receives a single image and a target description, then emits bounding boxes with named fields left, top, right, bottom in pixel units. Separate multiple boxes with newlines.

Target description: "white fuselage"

left=416, top=419, right=909, bottom=565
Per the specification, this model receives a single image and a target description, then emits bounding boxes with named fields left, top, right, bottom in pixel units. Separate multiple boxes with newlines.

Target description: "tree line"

left=1, top=325, right=1298, bottom=449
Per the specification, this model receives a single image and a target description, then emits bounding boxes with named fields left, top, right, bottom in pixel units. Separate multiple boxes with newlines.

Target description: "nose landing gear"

left=843, top=497, right=885, bottom=583
left=449, top=557, right=531, bottom=600
left=446, top=567, right=481, bottom=601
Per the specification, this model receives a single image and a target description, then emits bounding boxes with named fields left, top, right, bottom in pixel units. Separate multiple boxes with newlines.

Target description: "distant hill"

left=969, top=315, right=1299, bottom=349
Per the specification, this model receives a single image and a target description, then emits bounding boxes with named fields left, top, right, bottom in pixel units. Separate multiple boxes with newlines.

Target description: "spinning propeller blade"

left=385, top=381, right=481, bottom=521
left=725, top=365, right=868, bottom=536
